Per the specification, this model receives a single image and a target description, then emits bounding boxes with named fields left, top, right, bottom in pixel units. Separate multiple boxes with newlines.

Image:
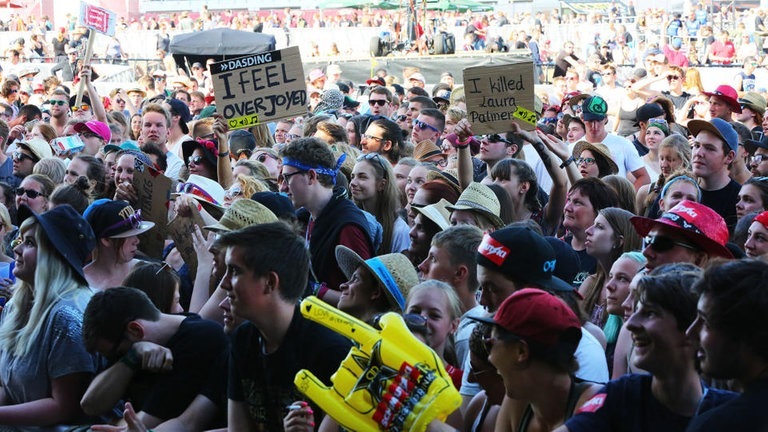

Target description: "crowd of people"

left=0, top=1, right=761, bottom=431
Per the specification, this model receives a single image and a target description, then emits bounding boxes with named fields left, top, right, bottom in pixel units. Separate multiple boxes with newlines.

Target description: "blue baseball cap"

left=688, top=118, right=738, bottom=153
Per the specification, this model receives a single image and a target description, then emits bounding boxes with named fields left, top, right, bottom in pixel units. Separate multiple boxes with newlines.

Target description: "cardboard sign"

left=210, top=46, right=307, bottom=130
left=78, top=1, right=117, bottom=36
left=166, top=205, right=206, bottom=277
left=132, top=167, right=171, bottom=259
left=463, top=61, right=535, bottom=134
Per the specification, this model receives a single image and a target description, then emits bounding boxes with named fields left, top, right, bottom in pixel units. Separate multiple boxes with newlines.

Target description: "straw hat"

left=413, top=199, right=451, bottom=230
left=204, top=199, right=277, bottom=233
left=572, top=141, right=619, bottom=175
left=413, top=140, right=446, bottom=163
left=446, top=182, right=504, bottom=229
left=335, top=245, right=419, bottom=311
left=426, top=167, right=462, bottom=196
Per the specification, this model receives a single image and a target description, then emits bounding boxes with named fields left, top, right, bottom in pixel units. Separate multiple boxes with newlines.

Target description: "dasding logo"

left=478, top=236, right=510, bottom=266
left=674, top=204, right=698, bottom=219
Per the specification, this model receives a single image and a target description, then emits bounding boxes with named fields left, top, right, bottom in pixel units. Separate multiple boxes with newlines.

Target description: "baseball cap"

left=309, top=68, right=325, bottom=83
left=74, top=120, right=111, bottom=143
left=581, top=95, right=608, bottom=121
left=745, top=133, right=768, bottom=154
left=228, top=129, right=256, bottom=157
left=688, top=118, right=738, bottom=153
left=251, top=192, right=296, bottom=220
left=703, top=84, right=742, bottom=113
left=366, top=77, right=386, bottom=86
left=636, top=103, right=665, bottom=123
left=409, top=73, right=426, bottom=84
left=470, top=288, right=582, bottom=347
left=630, top=200, right=733, bottom=259
left=84, top=199, right=155, bottom=239
left=165, top=98, right=192, bottom=134
left=476, top=227, right=574, bottom=293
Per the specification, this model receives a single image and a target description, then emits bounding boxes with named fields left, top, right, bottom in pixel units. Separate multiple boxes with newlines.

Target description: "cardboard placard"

left=209, top=46, right=307, bottom=130
left=166, top=205, right=206, bottom=278
left=132, top=167, right=171, bottom=259
left=78, top=1, right=117, bottom=36
left=462, top=61, right=535, bottom=135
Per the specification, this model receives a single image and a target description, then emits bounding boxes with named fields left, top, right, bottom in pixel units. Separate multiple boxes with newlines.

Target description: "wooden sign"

left=209, top=46, right=307, bottom=130
left=463, top=61, right=536, bottom=135
left=133, top=167, right=171, bottom=259
left=166, top=205, right=206, bottom=277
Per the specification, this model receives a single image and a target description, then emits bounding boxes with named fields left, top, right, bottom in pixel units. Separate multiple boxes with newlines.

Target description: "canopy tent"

left=170, top=28, right=276, bottom=73
left=424, top=0, right=492, bottom=11
left=317, top=0, right=402, bottom=9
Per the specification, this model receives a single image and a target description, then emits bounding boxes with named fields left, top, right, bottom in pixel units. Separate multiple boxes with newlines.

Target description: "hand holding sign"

left=463, top=61, right=535, bottom=135
left=294, top=296, right=461, bottom=432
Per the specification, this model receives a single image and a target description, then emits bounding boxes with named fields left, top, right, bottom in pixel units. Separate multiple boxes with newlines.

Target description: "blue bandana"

left=282, top=154, right=347, bottom=185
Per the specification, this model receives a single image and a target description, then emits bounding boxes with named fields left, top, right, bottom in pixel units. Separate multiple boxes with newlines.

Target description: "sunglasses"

left=15, top=187, right=45, bottom=199
left=357, top=152, right=388, bottom=170
left=412, top=119, right=440, bottom=133
left=476, top=134, right=512, bottom=145
left=667, top=75, right=681, bottom=81
left=643, top=235, right=697, bottom=253
left=368, top=99, right=388, bottom=106
left=177, top=182, right=219, bottom=204
left=187, top=155, right=205, bottom=165
left=224, top=187, right=242, bottom=199
left=71, top=104, right=91, bottom=112
left=47, top=100, right=66, bottom=106
left=101, top=209, right=144, bottom=237
left=11, top=152, right=36, bottom=163
left=10, top=89, right=18, bottom=93
left=750, top=154, right=768, bottom=164
left=576, top=157, right=597, bottom=166
left=396, top=114, right=408, bottom=122
left=362, top=133, right=386, bottom=142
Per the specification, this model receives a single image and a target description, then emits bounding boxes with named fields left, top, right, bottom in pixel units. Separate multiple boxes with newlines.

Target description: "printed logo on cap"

left=542, top=259, right=556, bottom=273
left=478, top=236, right=510, bottom=266
left=576, top=393, right=607, bottom=414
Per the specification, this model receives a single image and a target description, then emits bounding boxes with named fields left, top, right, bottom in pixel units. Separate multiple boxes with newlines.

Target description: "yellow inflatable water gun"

left=294, top=296, right=461, bottom=432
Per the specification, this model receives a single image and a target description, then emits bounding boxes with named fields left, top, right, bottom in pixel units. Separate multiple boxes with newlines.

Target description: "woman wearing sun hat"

left=335, top=244, right=419, bottom=324
left=83, top=199, right=155, bottom=290
left=0, top=204, right=99, bottom=427
left=571, top=141, right=619, bottom=182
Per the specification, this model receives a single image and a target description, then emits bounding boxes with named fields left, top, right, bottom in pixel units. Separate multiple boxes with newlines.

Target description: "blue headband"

left=282, top=154, right=346, bottom=185
left=366, top=256, right=406, bottom=311
left=660, top=175, right=702, bottom=201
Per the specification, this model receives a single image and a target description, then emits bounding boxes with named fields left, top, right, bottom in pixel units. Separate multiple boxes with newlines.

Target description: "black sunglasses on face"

left=15, top=187, right=45, bottom=199
left=643, top=235, right=697, bottom=253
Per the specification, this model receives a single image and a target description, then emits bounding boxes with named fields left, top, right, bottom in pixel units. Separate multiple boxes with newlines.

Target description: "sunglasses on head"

left=101, top=209, right=144, bottom=237
left=224, top=187, right=242, bottom=199
left=368, top=99, right=388, bottom=106
left=476, top=134, right=511, bottom=145
left=15, top=187, right=45, bottom=199
left=177, top=182, right=218, bottom=204
left=643, top=235, right=697, bottom=253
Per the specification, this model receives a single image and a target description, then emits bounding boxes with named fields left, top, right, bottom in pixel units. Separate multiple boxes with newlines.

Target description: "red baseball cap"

left=703, top=84, right=742, bottom=113
left=630, top=200, right=733, bottom=258
left=470, top=288, right=581, bottom=347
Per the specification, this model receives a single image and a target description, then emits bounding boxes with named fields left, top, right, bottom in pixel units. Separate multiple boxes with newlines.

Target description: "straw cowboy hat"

left=446, top=182, right=504, bottom=229
left=572, top=141, right=619, bottom=175
left=335, top=245, right=419, bottom=312
left=413, top=199, right=452, bottom=230
left=204, top=199, right=277, bottom=233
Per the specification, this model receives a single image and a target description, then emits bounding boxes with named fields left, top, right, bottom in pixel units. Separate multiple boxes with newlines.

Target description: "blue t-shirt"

left=565, top=374, right=737, bottom=432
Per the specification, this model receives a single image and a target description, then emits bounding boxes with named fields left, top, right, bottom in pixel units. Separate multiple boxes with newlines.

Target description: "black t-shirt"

left=701, top=179, right=740, bottom=231
left=566, top=374, right=737, bottom=432
left=129, top=314, right=229, bottom=421
left=686, top=378, right=768, bottom=431
left=228, top=307, right=352, bottom=431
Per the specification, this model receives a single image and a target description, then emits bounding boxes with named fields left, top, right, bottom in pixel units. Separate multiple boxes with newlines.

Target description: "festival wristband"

left=560, top=156, right=575, bottom=169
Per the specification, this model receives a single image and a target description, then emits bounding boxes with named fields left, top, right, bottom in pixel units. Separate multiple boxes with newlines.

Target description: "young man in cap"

left=228, top=129, right=256, bottom=161
left=745, top=134, right=768, bottom=177
left=218, top=222, right=352, bottom=430
left=686, top=259, right=768, bottom=431
left=405, top=95, right=438, bottom=136
left=630, top=200, right=733, bottom=272
left=163, top=98, right=192, bottom=159
left=280, top=137, right=374, bottom=304
left=630, top=103, right=666, bottom=156
left=579, top=95, right=650, bottom=190
left=687, top=118, right=741, bottom=229
left=81, top=287, right=228, bottom=429
left=704, top=84, right=741, bottom=122
left=736, top=91, right=766, bottom=137
left=13, top=138, right=51, bottom=179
